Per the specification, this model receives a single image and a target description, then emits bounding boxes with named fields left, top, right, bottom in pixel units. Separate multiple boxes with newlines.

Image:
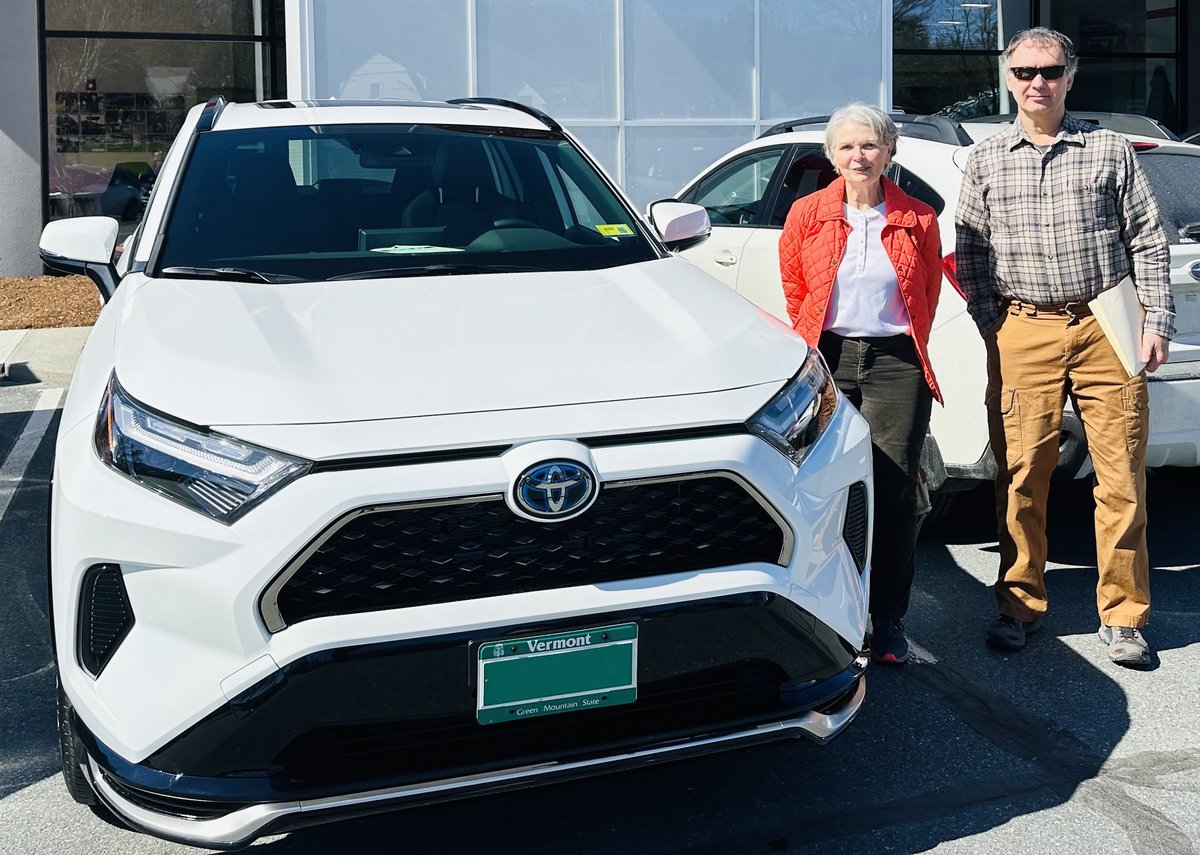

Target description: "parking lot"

left=1, top=330, right=1197, bottom=855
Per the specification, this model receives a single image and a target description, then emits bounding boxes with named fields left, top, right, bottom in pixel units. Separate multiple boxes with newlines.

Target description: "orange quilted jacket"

left=778, top=175, right=943, bottom=403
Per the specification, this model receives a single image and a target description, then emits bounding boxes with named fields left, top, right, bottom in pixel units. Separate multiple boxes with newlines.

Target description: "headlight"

left=94, top=376, right=310, bottom=523
left=748, top=348, right=839, bottom=466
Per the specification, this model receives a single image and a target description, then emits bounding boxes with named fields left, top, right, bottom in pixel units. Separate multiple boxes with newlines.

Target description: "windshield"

left=156, top=124, right=658, bottom=280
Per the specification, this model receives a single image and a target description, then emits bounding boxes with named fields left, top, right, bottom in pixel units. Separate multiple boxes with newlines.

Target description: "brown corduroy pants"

left=985, top=304, right=1151, bottom=628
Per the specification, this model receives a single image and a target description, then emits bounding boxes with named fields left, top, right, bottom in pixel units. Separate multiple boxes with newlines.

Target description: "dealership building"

left=1, top=0, right=1195, bottom=276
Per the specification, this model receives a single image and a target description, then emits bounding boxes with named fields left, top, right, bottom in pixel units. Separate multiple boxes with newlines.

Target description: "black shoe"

left=986, top=614, right=1043, bottom=651
left=870, top=617, right=909, bottom=665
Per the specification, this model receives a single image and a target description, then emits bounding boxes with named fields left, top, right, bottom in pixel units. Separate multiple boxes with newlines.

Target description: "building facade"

left=0, top=0, right=1194, bottom=276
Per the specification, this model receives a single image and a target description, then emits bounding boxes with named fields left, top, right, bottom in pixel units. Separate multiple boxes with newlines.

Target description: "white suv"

left=674, top=116, right=1200, bottom=511
left=39, top=98, right=872, bottom=847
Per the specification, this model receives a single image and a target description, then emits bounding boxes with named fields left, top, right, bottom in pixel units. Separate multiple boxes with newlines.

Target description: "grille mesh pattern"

left=842, top=482, right=869, bottom=573
left=79, top=564, right=134, bottom=676
left=270, top=476, right=784, bottom=627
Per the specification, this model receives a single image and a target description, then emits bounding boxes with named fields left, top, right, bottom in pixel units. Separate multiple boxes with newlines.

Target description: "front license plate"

left=476, top=623, right=637, bottom=725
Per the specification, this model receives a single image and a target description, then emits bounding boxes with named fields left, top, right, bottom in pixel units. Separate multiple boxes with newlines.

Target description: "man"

left=955, top=27, right=1174, bottom=668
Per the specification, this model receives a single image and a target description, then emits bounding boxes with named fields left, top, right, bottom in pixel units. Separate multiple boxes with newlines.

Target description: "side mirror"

left=647, top=200, right=711, bottom=251
left=39, top=216, right=120, bottom=301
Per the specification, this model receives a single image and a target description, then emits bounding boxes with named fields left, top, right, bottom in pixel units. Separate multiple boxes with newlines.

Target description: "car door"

left=676, top=145, right=790, bottom=291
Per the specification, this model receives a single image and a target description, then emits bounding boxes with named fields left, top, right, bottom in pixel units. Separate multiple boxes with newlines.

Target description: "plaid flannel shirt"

left=955, top=112, right=1174, bottom=339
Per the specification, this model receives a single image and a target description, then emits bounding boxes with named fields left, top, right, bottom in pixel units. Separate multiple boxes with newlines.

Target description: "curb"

left=0, top=326, right=92, bottom=389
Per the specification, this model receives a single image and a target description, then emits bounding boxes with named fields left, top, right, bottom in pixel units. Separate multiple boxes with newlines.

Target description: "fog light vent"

left=78, top=564, right=134, bottom=677
left=842, top=482, right=869, bottom=574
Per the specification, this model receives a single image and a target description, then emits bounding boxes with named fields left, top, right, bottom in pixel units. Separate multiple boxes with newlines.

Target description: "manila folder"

left=1088, top=276, right=1146, bottom=376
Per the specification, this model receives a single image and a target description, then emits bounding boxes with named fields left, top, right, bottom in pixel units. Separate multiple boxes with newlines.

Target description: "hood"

left=113, top=258, right=807, bottom=426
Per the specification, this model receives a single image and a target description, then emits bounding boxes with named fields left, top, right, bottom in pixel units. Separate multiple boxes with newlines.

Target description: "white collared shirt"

left=824, top=202, right=910, bottom=337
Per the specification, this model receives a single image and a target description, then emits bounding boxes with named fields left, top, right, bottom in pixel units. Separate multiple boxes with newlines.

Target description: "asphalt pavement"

left=1, top=327, right=1197, bottom=855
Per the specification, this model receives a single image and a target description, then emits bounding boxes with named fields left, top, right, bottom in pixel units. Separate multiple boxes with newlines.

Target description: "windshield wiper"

left=325, top=263, right=541, bottom=281
left=160, top=266, right=308, bottom=284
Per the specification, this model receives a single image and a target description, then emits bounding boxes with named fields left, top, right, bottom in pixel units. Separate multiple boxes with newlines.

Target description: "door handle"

left=714, top=251, right=738, bottom=266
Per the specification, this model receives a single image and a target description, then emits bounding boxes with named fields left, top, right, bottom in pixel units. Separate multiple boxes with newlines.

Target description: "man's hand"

left=1141, top=332, right=1170, bottom=373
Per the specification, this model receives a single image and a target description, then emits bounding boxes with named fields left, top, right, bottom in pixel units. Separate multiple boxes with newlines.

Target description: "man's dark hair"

left=1003, top=26, right=1079, bottom=76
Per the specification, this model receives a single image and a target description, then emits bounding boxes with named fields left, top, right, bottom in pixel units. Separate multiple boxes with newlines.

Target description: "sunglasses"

left=1009, top=65, right=1068, bottom=81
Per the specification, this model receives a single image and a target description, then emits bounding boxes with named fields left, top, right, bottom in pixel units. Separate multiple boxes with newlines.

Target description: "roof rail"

left=760, top=113, right=972, bottom=147
left=195, top=96, right=228, bottom=133
left=447, top=97, right=562, bottom=133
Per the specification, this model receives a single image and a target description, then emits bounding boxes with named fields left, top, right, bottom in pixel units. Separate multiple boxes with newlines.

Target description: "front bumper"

left=53, top=388, right=873, bottom=846
left=78, top=594, right=866, bottom=848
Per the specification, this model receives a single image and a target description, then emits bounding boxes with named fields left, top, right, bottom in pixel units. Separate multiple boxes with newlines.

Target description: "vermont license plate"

left=476, top=623, right=637, bottom=725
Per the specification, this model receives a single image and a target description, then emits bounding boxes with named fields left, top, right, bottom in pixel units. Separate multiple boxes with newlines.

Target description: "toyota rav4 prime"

left=39, top=97, right=872, bottom=848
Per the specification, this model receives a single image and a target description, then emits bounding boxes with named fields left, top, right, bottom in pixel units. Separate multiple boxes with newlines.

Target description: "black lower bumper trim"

left=83, top=593, right=861, bottom=820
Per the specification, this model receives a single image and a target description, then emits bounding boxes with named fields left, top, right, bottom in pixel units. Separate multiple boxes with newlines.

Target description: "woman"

left=778, top=103, right=942, bottom=665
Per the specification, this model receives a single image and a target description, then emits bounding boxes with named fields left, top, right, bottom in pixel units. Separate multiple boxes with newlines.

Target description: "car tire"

left=57, top=681, right=98, bottom=806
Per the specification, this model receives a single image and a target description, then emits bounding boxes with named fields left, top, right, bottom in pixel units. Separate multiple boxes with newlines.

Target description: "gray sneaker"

left=1098, top=625, right=1152, bottom=668
left=986, top=614, right=1043, bottom=651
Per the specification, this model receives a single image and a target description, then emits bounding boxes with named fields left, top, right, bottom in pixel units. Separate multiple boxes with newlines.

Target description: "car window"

left=891, top=165, right=946, bottom=216
left=681, top=147, right=786, bottom=227
left=1137, top=152, right=1200, bottom=244
left=157, top=125, right=657, bottom=280
left=767, top=146, right=836, bottom=226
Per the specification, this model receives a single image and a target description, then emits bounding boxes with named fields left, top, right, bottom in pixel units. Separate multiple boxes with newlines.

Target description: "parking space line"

left=0, top=387, right=64, bottom=525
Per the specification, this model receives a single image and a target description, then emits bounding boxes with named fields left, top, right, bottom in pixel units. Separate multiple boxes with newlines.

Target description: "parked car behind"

left=39, top=97, right=874, bottom=848
left=672, top=116, right=1200, bottom=513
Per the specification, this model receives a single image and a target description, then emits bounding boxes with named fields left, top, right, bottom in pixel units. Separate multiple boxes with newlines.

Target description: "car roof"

left=201, top=98, right=558, bottom=133
left=969, top=111, right=1178, bottom=140
left=761, top=113, right=973, bottom=147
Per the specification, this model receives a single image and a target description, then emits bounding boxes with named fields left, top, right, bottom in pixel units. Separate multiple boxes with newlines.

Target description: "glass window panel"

left=893, top=53, right=1001, bottom=119
left=45, top=37, right=270, bottom=236
left=1040, top=0, right=1176, bottom=54
left=1137, top=152, right=1200, bottom=244
left=761, top=0, right=886, bottom=120
left=45, top=0, right=266, bottom=35
left=1069, top=58, right=1178, bottom=132
left=623, top=0, right=753, bottom=120
left=624, top=125, right=754, bottom=210
left=767, top=146, right=836, bottom=226
left=892, top=0, right=1000, bottom=50
left=478, top=0, right=616, bottom=119
left=682, top=147, right=786, bottom=227
left=312, top=0, right=467, bottom=101
left=565, top=125, right=619, bottom=182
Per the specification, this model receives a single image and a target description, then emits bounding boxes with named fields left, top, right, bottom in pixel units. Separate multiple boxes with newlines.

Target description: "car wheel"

left=57, top=681, right=98, bottom=806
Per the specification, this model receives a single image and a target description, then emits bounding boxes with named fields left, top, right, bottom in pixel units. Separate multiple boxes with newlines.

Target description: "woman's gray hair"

left=1003, top=27, right=1079, bottom=76
left=823, top=103, right=899, bottom=163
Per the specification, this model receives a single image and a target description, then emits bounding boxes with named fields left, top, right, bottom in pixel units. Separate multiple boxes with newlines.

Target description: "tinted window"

left=768, top=146, right=836, bottom=226
left=158, top=125, right=657, bottom=280
left=681, top=147, right=785, bottom=227
left=1138, top=152, right=1200, bottom=244
left=891, top=165, right=946, bottom=216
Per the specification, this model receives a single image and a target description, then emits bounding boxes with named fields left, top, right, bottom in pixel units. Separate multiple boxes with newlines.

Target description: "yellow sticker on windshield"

left=596, top=224, right=635, bottom=236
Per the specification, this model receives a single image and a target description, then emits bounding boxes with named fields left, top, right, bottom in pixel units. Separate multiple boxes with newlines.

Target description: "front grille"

left=842, top=482, right=869, bottom=573
left=263, top=474, right=787, bottom=629
left=77, top=564, right=134, bottom=676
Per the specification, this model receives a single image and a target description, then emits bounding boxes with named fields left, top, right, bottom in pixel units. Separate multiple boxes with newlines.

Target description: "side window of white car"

left=681, top=147, right=786, bottom=227
left=767, top=145, right=836, bottom=227
left=889, top=165, right=946, bottom=216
